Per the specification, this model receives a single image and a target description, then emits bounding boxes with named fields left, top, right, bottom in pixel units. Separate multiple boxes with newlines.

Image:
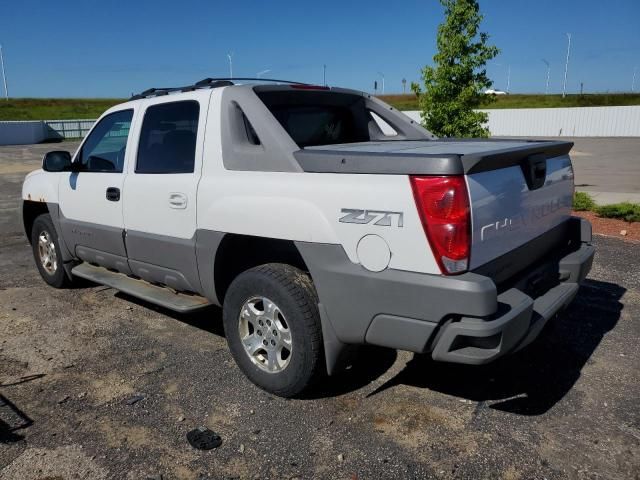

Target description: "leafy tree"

left=412, top=0, right=499, bottom=137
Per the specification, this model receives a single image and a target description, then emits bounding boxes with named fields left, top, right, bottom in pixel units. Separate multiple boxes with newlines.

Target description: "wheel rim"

left=238, top=296, right=292, bottom=373
left=37, top=230, right=57, bottom=275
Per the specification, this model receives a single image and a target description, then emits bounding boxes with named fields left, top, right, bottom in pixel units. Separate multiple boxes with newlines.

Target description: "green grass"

left=378, top=93, right=640, bottom=111
left=596, top=202, right=640, bottom=223
left=573, top=192, right=640, bottom=223
left=2, top=93, right=640, bottom=120
left=0, top=98, right=124, bottom=121
left=573, top=191, right=597, bottom=211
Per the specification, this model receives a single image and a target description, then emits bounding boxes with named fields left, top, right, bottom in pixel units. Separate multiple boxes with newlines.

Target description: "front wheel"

left=222, top=263, right=324, bottom=398
left=30, top=214, right=72, bottom=289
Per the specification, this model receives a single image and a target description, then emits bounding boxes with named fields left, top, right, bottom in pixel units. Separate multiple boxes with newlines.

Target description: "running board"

left=71, top=263, right=211, bottom=313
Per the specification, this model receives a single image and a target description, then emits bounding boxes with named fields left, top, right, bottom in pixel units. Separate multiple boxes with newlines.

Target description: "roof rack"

left=129, top=77, right=309, bottom=100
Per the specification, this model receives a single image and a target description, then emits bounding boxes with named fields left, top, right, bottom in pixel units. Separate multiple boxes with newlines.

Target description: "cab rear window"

left=255, top=90, right=371, bottom=148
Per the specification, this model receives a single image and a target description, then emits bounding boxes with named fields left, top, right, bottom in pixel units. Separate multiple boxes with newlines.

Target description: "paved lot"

left=0, top=143, right=639, bottom=479
left=516, top=137, right=640, bottom=204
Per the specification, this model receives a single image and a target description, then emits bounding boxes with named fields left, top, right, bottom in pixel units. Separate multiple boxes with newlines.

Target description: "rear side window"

left=136, top=101, right=199, bottom=173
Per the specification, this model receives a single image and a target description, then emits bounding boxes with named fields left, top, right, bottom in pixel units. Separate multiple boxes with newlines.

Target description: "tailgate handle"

left=522, top=154, right=547, bottom=190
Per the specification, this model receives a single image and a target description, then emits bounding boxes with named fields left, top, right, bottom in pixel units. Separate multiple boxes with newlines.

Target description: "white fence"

left=45, top=119, right=95, bottom=139
left=402, top=105, right=640, bottom=137
left=2, top=105, right=640, bottom=145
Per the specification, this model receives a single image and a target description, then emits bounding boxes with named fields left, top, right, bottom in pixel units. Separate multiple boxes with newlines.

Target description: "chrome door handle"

left=168, top=192, right=187, bottom=209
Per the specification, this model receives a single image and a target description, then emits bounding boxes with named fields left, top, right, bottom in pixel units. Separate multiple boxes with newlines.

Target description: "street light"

left=506, top=65, right=511, bottom=93
left=257, top=69, right=271, bottom=79
left=562, top=33, right=571, bottom=98
left=542, top=59, right=551, bottom=94
left=633, top=67, right=638, bottom=93
left=377, top=72, right=385, bottom=94
left=0, top=44, right=8, bottom=101
left=227, top=52, right=234, bottom=78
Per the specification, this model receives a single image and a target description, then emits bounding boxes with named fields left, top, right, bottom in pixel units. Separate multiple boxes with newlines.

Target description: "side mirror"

left=42, top=151, right=73, bottom=172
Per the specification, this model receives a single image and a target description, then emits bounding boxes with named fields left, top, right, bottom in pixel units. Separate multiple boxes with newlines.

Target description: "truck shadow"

left=0, top=394, right=33, bottom=444
left=367, top=279, right=625, bottom=415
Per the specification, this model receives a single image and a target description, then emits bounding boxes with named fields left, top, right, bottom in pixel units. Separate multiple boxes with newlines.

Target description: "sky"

left=1, top=0, right=639, bottom=98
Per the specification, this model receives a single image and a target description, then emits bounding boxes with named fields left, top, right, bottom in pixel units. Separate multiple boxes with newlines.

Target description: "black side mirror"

left=42, top=151, right=73, bottom=172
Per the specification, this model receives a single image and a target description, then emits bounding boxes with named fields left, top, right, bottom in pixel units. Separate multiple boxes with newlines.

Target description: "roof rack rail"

left=130, top=77, right=309, bottom=100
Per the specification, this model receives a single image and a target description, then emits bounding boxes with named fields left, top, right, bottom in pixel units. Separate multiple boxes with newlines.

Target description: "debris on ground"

left=186, top=427, right=222, bottom=450
left=124, top=394, right=145, bottom=406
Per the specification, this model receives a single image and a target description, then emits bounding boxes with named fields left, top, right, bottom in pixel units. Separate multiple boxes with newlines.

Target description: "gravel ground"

left=0, top=143, right=639, bottom=479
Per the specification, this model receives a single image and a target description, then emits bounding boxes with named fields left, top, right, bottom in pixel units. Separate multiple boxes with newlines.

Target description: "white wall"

left=0, top=121, right=48, bottom=145
left=403, top=105, right=640, bottom=137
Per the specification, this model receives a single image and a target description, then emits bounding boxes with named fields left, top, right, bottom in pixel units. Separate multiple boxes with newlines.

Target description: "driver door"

left=58, top=109, right=135, bottom=274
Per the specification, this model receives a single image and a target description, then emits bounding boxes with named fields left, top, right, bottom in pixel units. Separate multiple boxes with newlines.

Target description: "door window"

left=77, top=110, right=133, bottom=172
left=136, top=101, right=200, bottom=174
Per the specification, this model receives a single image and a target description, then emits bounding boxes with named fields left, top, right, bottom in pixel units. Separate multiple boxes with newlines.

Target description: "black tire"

left=30, top=214, right=72, bottom=289
left=222, top=263, right=324, bottom=397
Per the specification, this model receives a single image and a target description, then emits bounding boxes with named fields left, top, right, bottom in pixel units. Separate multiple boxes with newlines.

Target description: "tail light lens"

left=410, top=175, right=471, bottom=274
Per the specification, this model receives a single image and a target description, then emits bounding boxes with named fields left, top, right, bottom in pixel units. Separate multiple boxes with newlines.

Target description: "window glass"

left=77, top=110, right=133, bottom=172
left=136, top=101, right=199, bottom=173
left=256, top=90, right=370, bottom=148
left=369, top=111, right=398, bottom=136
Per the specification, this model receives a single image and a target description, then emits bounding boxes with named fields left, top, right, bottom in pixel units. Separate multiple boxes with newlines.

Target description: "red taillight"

left=291, top=84, right=330, bottom=90
left=410, top=175, right=471, bottom=275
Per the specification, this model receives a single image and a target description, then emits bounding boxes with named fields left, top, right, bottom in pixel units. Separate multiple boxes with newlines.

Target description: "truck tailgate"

left=299, top=138, right=575, bottom=271
left=466, top=154, right=574, bottom=269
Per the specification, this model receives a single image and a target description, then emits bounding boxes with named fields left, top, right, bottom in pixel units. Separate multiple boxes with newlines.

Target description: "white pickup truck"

left=22, top=79, right=594, bottom=397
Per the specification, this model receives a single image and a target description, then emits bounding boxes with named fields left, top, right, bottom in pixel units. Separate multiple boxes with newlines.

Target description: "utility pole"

left=0, top=44, right=8, bottom=101
left=506, top=65, right=511, bottom=93
left=562, top=33, right=571, bottom=98
left=542, top=59, right=550, bottom=94
left=323, top=64, right=326, bottom=86
left=633, top=66, right=638, bottom=93
left=377, top=72, right=385, bottom=94
left=227, top=52, right=234, bottom=78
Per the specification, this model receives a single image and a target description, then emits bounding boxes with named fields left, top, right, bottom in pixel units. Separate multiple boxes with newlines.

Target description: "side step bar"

left=71, top=263, right=211, bottom=313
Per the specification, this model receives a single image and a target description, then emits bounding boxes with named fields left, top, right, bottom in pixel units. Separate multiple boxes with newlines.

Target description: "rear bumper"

left=296, top=217, right=594, bottom=373
left=431, top=241, right=593, bottom=364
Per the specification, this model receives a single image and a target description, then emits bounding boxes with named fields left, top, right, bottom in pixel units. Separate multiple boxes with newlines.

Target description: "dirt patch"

left=0, top=445, right=108, bottom=480
left=573, top=210, right=640, bottom=242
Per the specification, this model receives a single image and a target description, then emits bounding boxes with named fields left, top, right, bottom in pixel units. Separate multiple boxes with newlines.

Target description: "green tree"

left=412, top=0, right=499, bottom=137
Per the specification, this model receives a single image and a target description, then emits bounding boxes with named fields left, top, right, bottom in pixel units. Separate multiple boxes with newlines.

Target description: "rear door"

left=58, top=108, right=135, bottom=273
left=122, top=92, right=209, bottom=293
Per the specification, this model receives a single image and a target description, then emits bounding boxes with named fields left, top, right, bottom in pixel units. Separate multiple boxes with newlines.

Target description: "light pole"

left=0, top=44, right=8, bottom=101
left=377, top=72, right=385, bottom=94
left=633, top=67, right=638, bottom=93
left=542, top=59, right=550, bottom=94
left=323, top=64, right=326, bottom=86
left=257, top=69, right=271, bottom=79
left=402, top=78, right=407, bottom=93
left=227, top=52, right=234, bottom=78
left=562, top=33, right=571, bottom=98
left=506, top=65, right=511, bottom=93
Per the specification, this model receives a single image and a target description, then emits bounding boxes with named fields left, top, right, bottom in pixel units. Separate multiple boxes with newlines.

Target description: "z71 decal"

left=339, top=209, right=404, bottom=227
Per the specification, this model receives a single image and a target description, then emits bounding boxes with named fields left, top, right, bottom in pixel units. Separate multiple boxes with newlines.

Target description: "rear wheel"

left=222, top=263, right=324, bottom=397
left=30, top=214, right=72, bottom=288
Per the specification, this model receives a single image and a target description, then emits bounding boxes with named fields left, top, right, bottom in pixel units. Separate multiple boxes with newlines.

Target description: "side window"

left=77, top=110, right=133, bottom=172
left=136, top=101, right=200, bottom=174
